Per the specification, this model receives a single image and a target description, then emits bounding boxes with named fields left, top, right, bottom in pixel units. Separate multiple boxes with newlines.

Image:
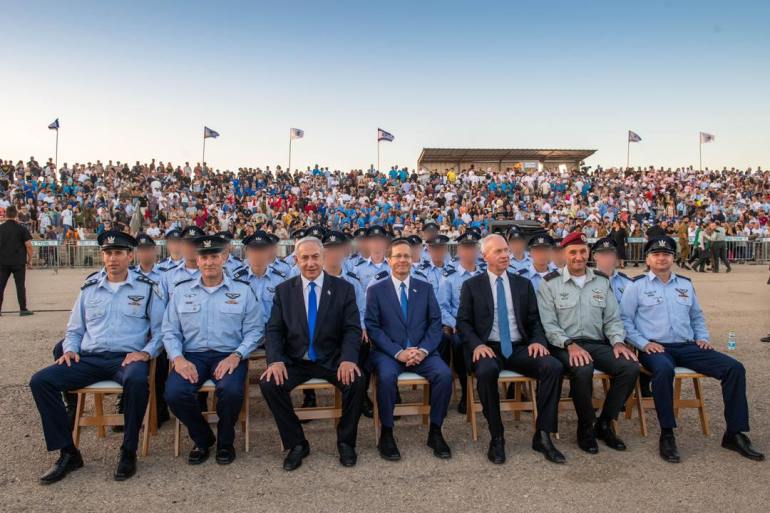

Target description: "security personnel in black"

left=29, top=231, right=164, bottom=483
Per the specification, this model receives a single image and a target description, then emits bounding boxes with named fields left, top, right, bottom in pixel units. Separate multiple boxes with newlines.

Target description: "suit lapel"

left=507, top=272, right=521, bottom=329
left=384, top=279, right=407, bottom=328
left=292, top=277, right=309, bottom=340
left=313, top=272, right=332, bottom=339
left=406, top=280, right=417, bottom=327
left=480, top=273, right=494, bottom=316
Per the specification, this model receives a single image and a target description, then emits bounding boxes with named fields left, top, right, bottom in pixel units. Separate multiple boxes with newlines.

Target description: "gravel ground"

left=1, top=266, right=769, bottom=513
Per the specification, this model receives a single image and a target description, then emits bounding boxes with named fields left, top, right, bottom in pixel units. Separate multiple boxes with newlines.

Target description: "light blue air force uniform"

left=517, top=263, right=558, bottom=292
left=232, top=265, right=287, bottom=341
left=157, top=257, right=183, bottom=272
left=162, top=275, right=263, bottom=360
left=130, top=264, right=164, bottom=285
left=438, top=264, right=484, bottom=328
left=161, top=261, right=200, bottom=301
left=417, top=261, right=455, bottom=297
left=608, top=270, right=633, bottom=304
left=357, top=258, right=391, bottom=290
left=507, top=253, right=532, bottom=273
left=224, top=254, right=244, bottom=275
left=270, top=257, right=292, bottom=277
left=332, top=269, right=366, bottom=327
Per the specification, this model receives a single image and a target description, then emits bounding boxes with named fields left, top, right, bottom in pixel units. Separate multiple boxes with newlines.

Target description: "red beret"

left=561, top=231, right=589, bottom=248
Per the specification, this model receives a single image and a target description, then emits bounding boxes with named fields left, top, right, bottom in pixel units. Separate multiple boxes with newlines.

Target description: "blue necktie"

left=307, top=282, right=318, bottom=361
left=400, top=283, right=411, bottom=348
left=496, top=277, right=512, bottom=358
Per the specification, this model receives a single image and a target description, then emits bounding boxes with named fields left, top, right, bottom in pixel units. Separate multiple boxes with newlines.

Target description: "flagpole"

left=377, top=139, right=380, bottom=172
left=626, top=138, right=630, bottom=170
left=288, top=136, right=292, bottom=174
left=699, top=136, right=702, bottom=172
left=55, top=129, right=59, bottom=170
left=202, top=135, right=206, bottom=165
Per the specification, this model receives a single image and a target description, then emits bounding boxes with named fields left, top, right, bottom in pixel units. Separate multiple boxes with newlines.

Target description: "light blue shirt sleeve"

left=234, top=286, right=263, bottom=358
left=689, top=289, right=709, bottom=341
left=63, top=290, right=86, bottom=354
left=437, top=276, right=455, bottom=328
left=619, top=280, right=650, bottom=350
left=162, top=290, right=185, bottom=361
left=141, top=285, right=166, bottom=357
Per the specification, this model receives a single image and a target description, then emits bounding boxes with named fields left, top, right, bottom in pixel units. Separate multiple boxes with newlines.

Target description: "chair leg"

left=94, top=394, right=106, bottom=438
left=465, top=375, right=473, bottom=423
left=528, top=380, right=538, bottom=431
left=693, top=377, right=710, bottom=436
left=72, top=393, right=85, bottom=448
left=333, top=388, right=342, bottom=429
left=422, top=384, right=430, bottom=426
left=372, top=377, right=380, bottom=444
left=513, top=382, right=522, bottom=421
left=174, top=419, right=181, bottom=457
left=633, top=380, right=648, bottom=436
left=469, top=376, right=478, bottom=441
left=141, top=397, right=151, bottom=457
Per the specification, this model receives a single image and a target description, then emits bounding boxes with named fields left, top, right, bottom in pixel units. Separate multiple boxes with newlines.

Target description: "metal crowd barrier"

left=28, top=237, right=770, bottom=270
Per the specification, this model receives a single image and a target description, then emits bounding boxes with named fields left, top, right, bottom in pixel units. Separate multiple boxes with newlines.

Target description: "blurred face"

left=387, top=242, right=412, bottom=280
left=593, top=251, right=617, bottom=273
left=102, top=248, right=131, bottom=279
left=196, top=252, right=225, bottom=280
left=565, top=244, right=589, bottom=275
left=323, top=245, right=345, bottom=268
left=296, top=241, right=323, bottom=280
left=646, top=251, right=674, bottom=274
left=530, top=246, right=551, bottom=267
left=137, top=246, right=157, bottom=267
left=483, top=235, right=509, bottom=274
left=428, top=244, right=448, bottom=265
left=369, top=237, right=387, bottom=261
left=552, top=248, right=566, bottom=268
left=457, top=244, right=478, bottom=267
left=410, top=244, right=422, bottom=263
left=508, top=238, right=526, bottom=257
left=246, top=246, right=271, bottom=269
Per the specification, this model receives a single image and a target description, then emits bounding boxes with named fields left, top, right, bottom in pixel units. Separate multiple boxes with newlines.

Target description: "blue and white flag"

left=377, top=128, right=394, bottom=142
left=290, top=128, right=304, bottom=139
left=48, top=118, right=60, bottom=130
left=628, top=130, right=641, bottom=142
left=204, top=126, right=220, bottom=139
left=700, top=132, right=715, bottom=143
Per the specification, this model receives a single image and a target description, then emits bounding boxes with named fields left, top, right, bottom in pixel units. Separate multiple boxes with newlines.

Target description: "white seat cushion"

left=398, top=372, right=427, bottom=381
left=675, top=367, right=698, bottom=375
left=302, top=378, right=331, bottom=386
left=499, top=370, right=525, bottom=379
left=82, top=380, right=122, bottom=390
left=201, top=379, right=216, bottom=388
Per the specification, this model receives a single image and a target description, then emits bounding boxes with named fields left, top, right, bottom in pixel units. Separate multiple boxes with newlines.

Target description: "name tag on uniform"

left=180, top=303, right=201, bottom=313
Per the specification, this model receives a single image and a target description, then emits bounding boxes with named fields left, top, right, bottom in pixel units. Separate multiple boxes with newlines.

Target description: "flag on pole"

left=700, top=132, right=715, bottom=143
left=377, top=128, right=395, bottom=142
left=48, top=118, right=60, bottom=130
left=204, top=126, right=220, bottom=139
left=628, top=130, right=642, bottom=142
left=290, top=128, right=304, bottom=139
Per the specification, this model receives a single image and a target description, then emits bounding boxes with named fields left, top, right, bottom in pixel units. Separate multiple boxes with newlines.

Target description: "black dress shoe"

left=283, top=441, right=310, bottom=471
left=532, top=431, right=566, bottom=464
left=188, top=446, right=211, bottom=465
left=361, top=395, right=374, bottom=419
left=427, top=427, right=452, bottom=459
left=378, top=430, right=401, bottom=461
left=114, top=448, right=137, bottom=481
left=577, top=426, right=599, bottom=454
left=19, top=309, right=34, bottom=316
left=40, top=449, right=84, bottom=484
left=300, top=392, right=317, bottom=424
left=487, top=436, right=506, bottom=464
left=760, top=335, right=770, bottom=343
left=457, top=396, right=467, bottom=415
left=595, top=419, right=627, bottom=451
left=216, top=445, right=236, bottom=465
left=338, top=442, right=357, bottom=467
left=659, top=433, right=681, bottom=463
left=722, top=432, right=765, bottom=461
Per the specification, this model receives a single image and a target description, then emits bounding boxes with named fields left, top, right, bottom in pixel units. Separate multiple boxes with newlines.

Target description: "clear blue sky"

left=2, top=1, right=768, bottom=171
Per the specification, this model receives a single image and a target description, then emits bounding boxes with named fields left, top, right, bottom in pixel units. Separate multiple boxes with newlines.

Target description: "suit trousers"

left=259, top=359, right=364, bottom=449
left=551, top=341, right=640, bottom=428
left=30, top=352, right=149, bottom=452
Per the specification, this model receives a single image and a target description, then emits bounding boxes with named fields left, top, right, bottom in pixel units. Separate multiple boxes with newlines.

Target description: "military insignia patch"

left=127, top=295, right=145, bottom=306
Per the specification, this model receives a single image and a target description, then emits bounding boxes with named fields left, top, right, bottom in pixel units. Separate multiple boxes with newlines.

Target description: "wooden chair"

left=625, top=366, right=709, bottom=436
left=466, top=370, right=537, bottom=441
left=556, top=369, right=646, bottom=436
left=371, top=372, right=431, bottom=443
left=72, top=359, right=157, bottom=457
left=173, top=361, right=251, bottom=456
left=293, top=378, right=342, bottom=423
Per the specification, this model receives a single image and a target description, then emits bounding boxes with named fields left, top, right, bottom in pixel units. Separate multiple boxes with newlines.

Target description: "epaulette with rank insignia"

left=233, top=278, right=250, bottom=286
left=412, top=270, right=427, bottom=280
left=271, top=267, right=286, bottom=278
left=674, top=273, right=692, bottom=282
left=136, top=273, right=164, bottom=300
left=374, top=270, right=389, bottom=281
left=420, top=260, right=431, bottom=269
left=544, top=271, right=561, bottom=282
left=174, top=278, right=194, bottom=288
left=346, top=271, right=361, bottom=281
left=593, top=270, right=609, bottom=279
left=517, top=268, right=528, bottom=275
left=632, top=274, right=646, bottom=281
left=81, top=277, right=99, bottom=290
left=355, top=259, right=366, bottom=267
left=85, top=270, right=100, bottom=280
left=617, top=272, right=631, bottom=280
left=443, top=268, right=456, bottom=278
left=233, top=267, right=248, bottom=279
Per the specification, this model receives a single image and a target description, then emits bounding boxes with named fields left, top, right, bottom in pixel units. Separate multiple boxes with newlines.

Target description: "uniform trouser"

left=29, top=352, right=149, bottom=452
left=0, top=264, right=27, bottom=311
left=551, top=341, right=640, bottom=428
left=369, top=351, right=452, bottom=429
left=474, top=343, right=563, bottom=437
left=164, top=351, right=247, bottom=449
left=638, top=342, right=749, bottom=433
left=259, top=359, right=365, bottom=449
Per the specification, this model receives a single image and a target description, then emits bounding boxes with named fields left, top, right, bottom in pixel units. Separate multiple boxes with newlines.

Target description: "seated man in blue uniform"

left=365, top=237, right=453, bottom=461
left=620, top=236, right=764, bottom=463
left=163, top=235, right=263, bottom=465
left=30, top=230, right=165, bottom=483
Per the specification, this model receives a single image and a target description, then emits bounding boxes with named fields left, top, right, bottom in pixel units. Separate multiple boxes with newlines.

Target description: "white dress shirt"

left=487, top=270, right=522, bottom=344
left=301, top=272, right=324, bottom=316
left=391, top=275, right=410, bottom=300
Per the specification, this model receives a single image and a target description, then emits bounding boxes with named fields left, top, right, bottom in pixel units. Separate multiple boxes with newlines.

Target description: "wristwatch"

left=232, top=351, right=244, bottom=360
left=563, top=340, right=574, bottom=348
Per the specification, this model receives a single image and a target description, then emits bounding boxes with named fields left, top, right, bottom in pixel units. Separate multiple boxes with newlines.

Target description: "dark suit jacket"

left=265, top=272, right=361, bottom=370
left=365, top=276, right=442, bottom=359
left=456, top=271, right=546, bottom=351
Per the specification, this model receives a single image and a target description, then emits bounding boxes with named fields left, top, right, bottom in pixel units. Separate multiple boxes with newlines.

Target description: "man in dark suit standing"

left=260, top=236, right=365, bottom=470
left=365, top=238, right=452, bottom=461
left=457, top=233, right=565, bottom=464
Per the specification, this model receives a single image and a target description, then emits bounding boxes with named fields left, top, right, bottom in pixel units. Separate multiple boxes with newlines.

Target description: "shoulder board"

left=593, top=270, right=609, bottom=279
left=232, top=255, right=242, bottom=262
left=271, top=267, right=286, bottom=278
left=129, top=264, right=137, bottom=271
left=350, top=253, right=359, bottom=259
left=674, top=273, right=692, bottom=282
left=443, top=268, right=457, bottom=278
left=85, top=270, right=99, bottom=279
left=617, top=271, right=631, bottom=280
left=233, top=278, right=250, bottom=286
left=233, top=267, right=248, bottom=279
left=81, top=278, right=99, bottom=290
left=412, top=270, right=427, bottom=279
left=632, top=274, right=646, bottom=281
left=174, top=278, right=194, bottom=288
left=419, top=261, right=431, bottom=270
left=517, top=268, right=528, bottom=275
left=544, top=271, right=561, bottom=282
left=355, top=259, right=366, bottom=267
left=135, top=273, right=156, bottom=286
left=346, top=271, right=361, bottom=281
left=277, top=257, right=286, bottom=263
left=374, top=270, right=389, bottom=280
